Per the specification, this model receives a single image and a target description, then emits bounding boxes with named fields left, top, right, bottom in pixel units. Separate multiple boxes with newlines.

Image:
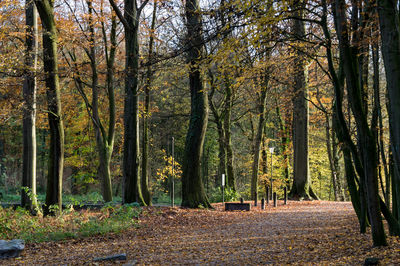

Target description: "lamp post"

left=269, top=147, right=274, bottom=201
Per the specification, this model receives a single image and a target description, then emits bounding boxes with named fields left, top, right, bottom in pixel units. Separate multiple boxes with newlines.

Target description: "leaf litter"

left=6, top=201, right=400, bottom=265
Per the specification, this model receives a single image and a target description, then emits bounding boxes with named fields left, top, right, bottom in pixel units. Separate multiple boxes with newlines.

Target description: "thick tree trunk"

left=22, top=0, right=38, bottom=213
left=181, top=0, right=211, bottom=208
left=289, top=2, right=317, bottom=200
left=122, top=0, right=145, bottom=205
left=378, top=0, right=400, bottom=218
left=34, top=0, right=64, bottom=216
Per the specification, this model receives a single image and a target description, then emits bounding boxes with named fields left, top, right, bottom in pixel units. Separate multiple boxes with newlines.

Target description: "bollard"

left=240, top=197, right=244, bottom=204
left=284, top=187, right=287, bottom=205
left=273, top=192, right=277, bottom=207
left=261, top=198, right=265, bottom=210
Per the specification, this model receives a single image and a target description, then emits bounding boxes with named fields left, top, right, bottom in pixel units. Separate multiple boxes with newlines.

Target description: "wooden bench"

left=225, top=202, right=251, bottom=211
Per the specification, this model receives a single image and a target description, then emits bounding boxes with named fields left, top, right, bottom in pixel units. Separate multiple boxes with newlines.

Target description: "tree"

left=86, top=1, right=116, bottom=202
left=332, top=0, right=386, bottom=246
left=109, top=0, right=148, bottom=205
left=250, top=68, right=269, bottom=202
left=181, top=0, right=211, bottom=208
left=21, top=0, right=38, bottom=213
left=377, top=0, right=400, bottom=222
left=34, top=0, right=64, bottom=215
left=289, top=0, right=318, bottom=200
left=141, top=0, right=158, bottom=206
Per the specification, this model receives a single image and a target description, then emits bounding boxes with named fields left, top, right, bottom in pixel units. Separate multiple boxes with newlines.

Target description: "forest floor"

left=6, top=200, right=400, bottom=265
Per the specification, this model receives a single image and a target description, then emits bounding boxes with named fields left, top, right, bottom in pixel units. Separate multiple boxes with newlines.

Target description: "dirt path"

left=7, top=201, right=400, bottom=265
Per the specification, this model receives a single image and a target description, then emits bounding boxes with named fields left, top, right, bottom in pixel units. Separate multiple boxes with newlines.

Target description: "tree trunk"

left=276, top=105, right=290, bottom=187
left=141, top=0, right=157, bottom=206
left=378, top=0, right=400, bottom=218
left=86, top=1, right=114, bottom=202
left=22, top=0, right=38, bottom=213
left=224, top=78, right=235, bottom=191
left=34, top=0, right=64, bottom=216
left=121, top=0, right=145, bottom=205
left=333, top=0, right=387, bottom=246
left=321, top=0, right=366, bottom=231
left=181, top=0, right=211, bottom=208
left=325, top=115, right=338, bottom=201
left=289, top=1, right=317, bottom=200
left=332, top=128, right=345, bottom=200
left=216, top=119, right=226, bottom=186
left=207, top=75, right=226, bottom=187
left=251, top=77, right=268, bottom=202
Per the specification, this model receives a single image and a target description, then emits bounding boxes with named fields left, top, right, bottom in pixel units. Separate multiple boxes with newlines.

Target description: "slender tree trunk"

left=334, top=0, right=387, bottom=246
left=34, top=0, right=64, bottom=215
left=216, top=119, right=226, bottom=185
left=251, top=79, right=268, bottom=201
left=103, top=14, right=117, bottom=202
left=224, top=78, right=235, bottom=191
left=141, top=0, right=157, bottom=206
left=276, top=105, right=290, bottom=187
left=322, top=0, right=366, bottom=230
left=325, top=115, right=338, bottom=201
left=208, top=74, right=226, bottom=187
left=22, top=0, right=38, bottom=213
left=332, top=129, right=344, bottom=200
left=85, top=1, right=113, bottom=202
left=181, top=0, right=210, bottom=208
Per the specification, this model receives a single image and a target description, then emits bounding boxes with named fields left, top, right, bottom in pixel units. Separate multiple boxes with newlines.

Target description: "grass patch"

left=0, top=204, right=141, bottom=243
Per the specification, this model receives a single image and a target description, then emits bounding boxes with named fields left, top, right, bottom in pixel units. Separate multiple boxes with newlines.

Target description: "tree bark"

left=333, top=0, right=387, bottom=246
left=181, top=0, right=211, bottom=208
left=289, top=1, right=317, bottom=200
left=208, top=72, right=227, bottom=187
left=250, top=84, right=268, bottom=202
left=22, top=0, right=38, bottom=213
left=224, top=77, right=235, bottom=191
left=141, top=0, right=157, bottom=206
left=377, top=0, right=400, bottom=218
left=276, top=105, right=290, bottom=187
left=86, top=1, right=114, bottom=202
left=321, top=0, right=366, bottom=231
left=34, top=0, right=64, bottom=216
left=325, top=115, right=339, bottom=201
left=111, top=0, right=146, bottom=205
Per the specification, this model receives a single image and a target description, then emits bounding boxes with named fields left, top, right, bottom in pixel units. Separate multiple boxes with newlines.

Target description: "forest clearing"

left=5, top=201, right=400, bottom=265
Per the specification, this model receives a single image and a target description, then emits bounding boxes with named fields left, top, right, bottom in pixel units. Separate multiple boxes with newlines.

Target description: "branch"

left=108, top=0, right=130, bottom=30
left=138, top=0, right=149, bottom=16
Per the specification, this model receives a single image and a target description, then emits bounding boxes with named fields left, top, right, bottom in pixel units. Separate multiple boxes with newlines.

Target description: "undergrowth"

left=0, top=204, right=141, bottom=243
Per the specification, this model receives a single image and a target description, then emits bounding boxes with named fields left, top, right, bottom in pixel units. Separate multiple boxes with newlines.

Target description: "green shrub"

left=208, top=187, right=239, bottom=203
